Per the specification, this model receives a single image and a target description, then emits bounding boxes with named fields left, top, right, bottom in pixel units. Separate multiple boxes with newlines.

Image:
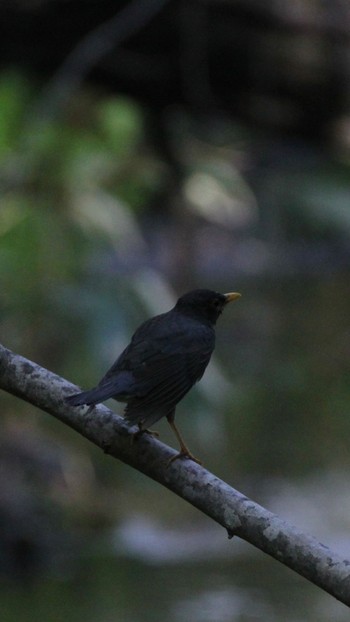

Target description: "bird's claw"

left=167, top=450, right=202, bottom=467
left=131, top=427, right=159, bottom=445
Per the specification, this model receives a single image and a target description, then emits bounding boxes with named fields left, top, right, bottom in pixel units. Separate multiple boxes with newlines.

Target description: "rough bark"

left=0, top=342, right=349, bottom=606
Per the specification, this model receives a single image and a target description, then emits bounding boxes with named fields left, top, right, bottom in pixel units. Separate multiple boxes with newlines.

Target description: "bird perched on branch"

left=66, top=289, right=241, bottom=464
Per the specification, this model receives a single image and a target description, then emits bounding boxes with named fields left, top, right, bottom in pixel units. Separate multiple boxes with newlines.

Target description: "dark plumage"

left=66, top=289, right=240, bottom=463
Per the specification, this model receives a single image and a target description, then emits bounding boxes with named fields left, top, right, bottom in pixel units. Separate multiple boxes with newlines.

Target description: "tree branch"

left=0, top=343, right=349, bottom=606
left=34, top=0, right=171, bottom=121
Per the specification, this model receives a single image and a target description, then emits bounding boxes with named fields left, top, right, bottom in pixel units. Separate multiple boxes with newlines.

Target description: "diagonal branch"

left=34, top=0, right=171, bottom=122
left=0, top=343, right=349, bottom=606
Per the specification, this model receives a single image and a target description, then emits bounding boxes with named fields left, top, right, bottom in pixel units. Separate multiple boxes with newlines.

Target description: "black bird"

left=66, top=289, right=241, bottom=463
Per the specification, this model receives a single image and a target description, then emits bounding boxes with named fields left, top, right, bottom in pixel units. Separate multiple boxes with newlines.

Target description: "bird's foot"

left=131, top=427, right=159, bottom=444
left=167, top=450, right=202, bottom=466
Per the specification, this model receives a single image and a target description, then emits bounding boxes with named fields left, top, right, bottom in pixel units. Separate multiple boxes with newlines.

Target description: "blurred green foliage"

left=0, top=69, right=350, bottom=512
left=1, top=70, right=350, bottom=481
left=0, top=72, right=154, bottom=370
left=0, top=64, right=350, bottom=621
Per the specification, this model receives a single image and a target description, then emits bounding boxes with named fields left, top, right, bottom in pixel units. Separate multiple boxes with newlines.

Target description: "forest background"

left=1, top=2, right=350, bottom=620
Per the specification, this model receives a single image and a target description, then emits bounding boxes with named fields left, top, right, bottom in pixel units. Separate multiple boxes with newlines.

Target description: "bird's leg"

left=166, top=413, right=202, bottom=465
left=131, top=422, right=159, bottom=444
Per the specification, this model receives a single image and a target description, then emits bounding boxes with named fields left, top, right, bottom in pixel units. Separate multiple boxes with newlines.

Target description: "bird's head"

left=175, top=289, right=241, bottom=325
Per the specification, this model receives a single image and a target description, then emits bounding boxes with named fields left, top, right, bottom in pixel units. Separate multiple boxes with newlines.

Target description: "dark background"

left=0, top=1, right=350, bottom=620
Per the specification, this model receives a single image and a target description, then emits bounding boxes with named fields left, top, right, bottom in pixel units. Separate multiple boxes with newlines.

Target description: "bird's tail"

left=65, top=371, right=134, bottom=407
left=65, top=386, right=111, bottom=407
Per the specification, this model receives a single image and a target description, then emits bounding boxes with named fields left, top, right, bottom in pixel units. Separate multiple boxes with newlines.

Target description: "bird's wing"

left=96, top=312, right=215, bottom=425
left=123, top=331, right=215, bottom=425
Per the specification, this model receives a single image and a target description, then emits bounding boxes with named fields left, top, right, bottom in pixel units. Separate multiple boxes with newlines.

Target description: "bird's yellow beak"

left=224, top=292, right=241, bottom=303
